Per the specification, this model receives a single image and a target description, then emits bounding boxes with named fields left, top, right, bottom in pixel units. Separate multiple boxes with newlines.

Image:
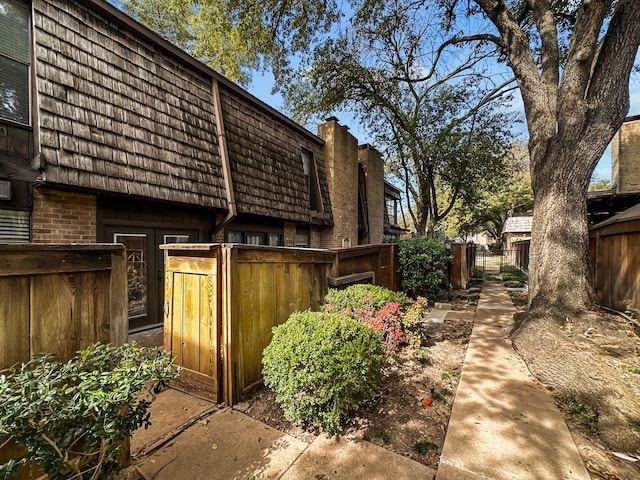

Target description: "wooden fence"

left=162, top=244, right=335, bottom=405
left=330, top=244, right=401, bottom=291
left=590, top=217, right=640, bottom=312
left=450, top=243, right=476, bottom=289
left=0, top=244, right=128, bottom=479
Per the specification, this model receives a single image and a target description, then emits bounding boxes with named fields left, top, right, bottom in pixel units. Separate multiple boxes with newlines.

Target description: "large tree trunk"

left=527, top=146, right=596, bottom=320
left=514, top=142, right=640, bottom=451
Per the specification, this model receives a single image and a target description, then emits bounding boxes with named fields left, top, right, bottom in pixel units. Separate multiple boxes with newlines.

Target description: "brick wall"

left=612, top=117, right=640, bottom=194
left=284, top=222, right=296, bottom=247
left=359, top=145, right=384, bottom=244
left=318, top=119, right=358, bottom=248
left=32, top=188, right=96, bottom=243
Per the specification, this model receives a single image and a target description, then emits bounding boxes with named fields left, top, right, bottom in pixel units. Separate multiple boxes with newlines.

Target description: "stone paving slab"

left=426, top=308, right=449, bottom=324
left=135, top=409, right=308, bottom=480
left=280, top=434, right=437, bottom=480
left=131, top=388, right=215, bottom=456
left=437, top=282, right=590, bottom=480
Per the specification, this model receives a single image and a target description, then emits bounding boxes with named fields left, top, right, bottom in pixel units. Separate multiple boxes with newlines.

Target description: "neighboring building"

left=502, top=215, right=532, bottom=251
left=588, top=115, right=640, bottom=225
left=0, top=0, right=398, bottom=330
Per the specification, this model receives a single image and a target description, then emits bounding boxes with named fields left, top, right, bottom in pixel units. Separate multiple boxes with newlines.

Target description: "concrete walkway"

left=437, top=282, right=590, bottom=480
left=130, top=389, right=437, bottom=480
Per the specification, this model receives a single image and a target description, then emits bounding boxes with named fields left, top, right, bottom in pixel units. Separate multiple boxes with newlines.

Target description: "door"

left=106, top=227, right=197, bottom=331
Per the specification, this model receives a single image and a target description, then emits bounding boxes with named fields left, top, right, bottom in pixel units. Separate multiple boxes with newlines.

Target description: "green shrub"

left=323, top=284, right=407, bottom=312
left=402, top=298, right=429, bottom=348
left=262, top=311, right=384, bottom=435
left=398, top=236, right=452, bottom=300
left=0, top=343, right=179, bottom=479
left=323, top=285, right=411, bottom=354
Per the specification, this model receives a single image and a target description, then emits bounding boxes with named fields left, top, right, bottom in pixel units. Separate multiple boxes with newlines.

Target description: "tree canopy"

left=446, top=140, right=533, bottom=240
left=283, top=0, right=518, bottom=234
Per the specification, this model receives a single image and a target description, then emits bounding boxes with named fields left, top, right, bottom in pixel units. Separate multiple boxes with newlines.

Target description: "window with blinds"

left=0, top=209, right=29, bottom=242
left=0, top=0, right=31, bottom=125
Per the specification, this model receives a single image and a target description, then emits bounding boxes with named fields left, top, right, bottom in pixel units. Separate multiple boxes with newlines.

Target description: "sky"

left=247, top=64, right=640, bottom=183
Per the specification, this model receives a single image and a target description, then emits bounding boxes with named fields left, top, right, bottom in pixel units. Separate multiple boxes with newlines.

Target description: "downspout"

left=211, top=78, right=237, bottom=235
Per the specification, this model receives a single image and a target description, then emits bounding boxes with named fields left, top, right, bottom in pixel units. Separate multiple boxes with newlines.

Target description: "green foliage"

left=323, top=286, right=423, bottom=353
left=412, top=440, right=438, bottom=455
left=0, top=343, right=179, bottom=479
left=284, top=0, right=516, bottom=234
left=446, top=141, right=533, bottom=240
left=414, top=348, right=433, bottom=366
left=557, top=393, right=599, bottom=434
left=398, top=236, right=452, bottom=300
left=402, top=298, right=429, bottom=348
left=501, top=265, right=528, bottom=283
left=117, top=0, right=340, bottom=85
left=324, top=285, right=407, bottom=312
left=432, top=387, right=452, bottom=402
left=262, top=311, right=384, bottom=435
left=127, top=265, right=145, bottom=302
left=588, top=177, right=613, bottom=192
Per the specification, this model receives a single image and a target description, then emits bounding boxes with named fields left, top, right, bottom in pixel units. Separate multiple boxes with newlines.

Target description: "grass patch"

left=432, top=387, right=452, bottom=402
left=415, top=348, right=434, bottom=366
left=412, top=440, right=439, bottom=455
left=557, top=393, right=599, bottom=434
left=375, top=429, right=391, bottom=445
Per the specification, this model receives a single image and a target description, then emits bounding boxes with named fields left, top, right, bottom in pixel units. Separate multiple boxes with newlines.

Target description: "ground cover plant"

left=0, top=342, right=179, bottom=479
left=323, top=285, right=428, bottom=355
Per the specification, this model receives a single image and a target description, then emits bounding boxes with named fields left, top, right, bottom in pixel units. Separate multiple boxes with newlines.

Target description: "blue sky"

left=248, top=68, right=640, bottom=183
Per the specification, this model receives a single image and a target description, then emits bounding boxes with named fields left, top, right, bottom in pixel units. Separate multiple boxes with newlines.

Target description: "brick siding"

left=32, top=188, right=96, bottom=243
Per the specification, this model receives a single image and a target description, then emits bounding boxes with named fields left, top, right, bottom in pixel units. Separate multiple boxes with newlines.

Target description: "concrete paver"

left=136, top=409, right=308, bottom=480
left=437, top=282, right=590, bottom=480
left=132, top=387, right=215, bottom=456
left=281, top=434, right=437, bottom=480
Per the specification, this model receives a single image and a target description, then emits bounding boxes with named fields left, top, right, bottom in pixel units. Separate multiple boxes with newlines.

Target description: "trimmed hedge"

left=262, top=311, right=384, bottom=434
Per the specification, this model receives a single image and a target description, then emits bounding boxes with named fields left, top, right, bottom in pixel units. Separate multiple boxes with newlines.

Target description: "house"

left=502, top=215, right=532, bottom=251
left=0, top=0, right=399, bottom=331
left=587, top=114, right=640, bottom=224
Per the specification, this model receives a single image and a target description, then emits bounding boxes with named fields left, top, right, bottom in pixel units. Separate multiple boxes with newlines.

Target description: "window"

left=386, top=197, right=398, bottom=226
left=246, top=232, right=265, bottom=245
left=114, top=233, right=148, bottom=319
left=0, top=208, right=29, bottom=242
left=301, top=149, right=323, bottom=212
left=226, top=230, right=244, bottom=243
left=0, top=0, right=31, bottom=125
left=268, top=232, right=283, bottom=246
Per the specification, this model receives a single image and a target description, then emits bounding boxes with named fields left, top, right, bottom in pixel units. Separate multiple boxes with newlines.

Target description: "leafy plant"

left=0, top=343, right=179, bottom=479
left=402, top=298, right=429, bottom=348
left=414, top=348, right=434, bottom=366
left=323, top=285, right=411, bottom=355
left=557, top=393, right=599, bottom=434
left=398, top=236, right=452, bottom=300
left=432, top=387, right=452, bottom=402
left=323, top=285, right=407, bottom=312
left=413, top=440, right=438, bottom=455
left=262, top=311, right=384, bottom=435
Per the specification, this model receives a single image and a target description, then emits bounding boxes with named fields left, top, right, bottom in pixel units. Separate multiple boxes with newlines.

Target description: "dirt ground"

left=509, top=291, right=640, bottom=480
left=243, top=287, right=640, bottom=479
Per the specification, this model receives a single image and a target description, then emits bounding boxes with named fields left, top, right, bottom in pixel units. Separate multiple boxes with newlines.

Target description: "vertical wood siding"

left=590, top=220, right=640, bottom=312
left=162, top=244, right=335, bottom=405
